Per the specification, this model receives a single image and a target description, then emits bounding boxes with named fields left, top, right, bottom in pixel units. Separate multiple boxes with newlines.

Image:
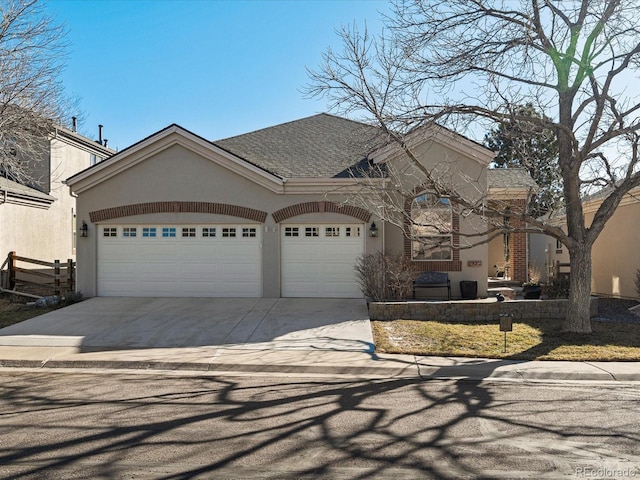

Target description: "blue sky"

left=45, top=0, right=389, bottom=151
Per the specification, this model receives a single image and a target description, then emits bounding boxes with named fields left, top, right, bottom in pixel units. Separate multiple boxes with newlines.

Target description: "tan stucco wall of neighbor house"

left=528, top=232, right=552, bottom=283
left=488, top=235, right=506, bottom=278
left=72, top=142, right=383, bottom=298
left=529, top=197, right=640, bottom=299
left=0, top=137, right=97, bottom=263
left=588, top=201, right=640, bottom=299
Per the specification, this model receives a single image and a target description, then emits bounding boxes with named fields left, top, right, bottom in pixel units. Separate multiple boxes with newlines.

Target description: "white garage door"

left=97, top=225, right=261, bottom=297
left=281, top=224, right=364, bottom=298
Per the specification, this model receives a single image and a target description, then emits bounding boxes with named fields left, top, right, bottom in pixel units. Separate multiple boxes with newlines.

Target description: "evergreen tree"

left=485, top=105, right=561, bottom=219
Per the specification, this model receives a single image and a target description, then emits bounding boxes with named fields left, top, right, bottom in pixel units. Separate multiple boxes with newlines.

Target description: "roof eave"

left=67, top=125, right=285, bottom=195
left=282, top=177, right=383, bottom=195
left=488, top=187, right=534, bottom=200
left=371, top=124, right=495, bottom=166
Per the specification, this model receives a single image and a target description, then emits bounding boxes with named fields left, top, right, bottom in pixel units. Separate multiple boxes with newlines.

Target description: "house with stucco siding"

left=530, top=185, right=640, bottom=300
left=66, top=114, right=535, bottom=299
left=1, top=126, right=113, bottom=264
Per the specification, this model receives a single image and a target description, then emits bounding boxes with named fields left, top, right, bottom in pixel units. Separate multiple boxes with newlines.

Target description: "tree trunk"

left=563, top=245, right=593, bottom=333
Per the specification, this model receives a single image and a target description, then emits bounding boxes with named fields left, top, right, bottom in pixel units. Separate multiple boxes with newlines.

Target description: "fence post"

left=9, top=251, right=16, bottom=290
left=67, top=259, right=75, bottom=293
left=54, top=259, right=60, bottom=296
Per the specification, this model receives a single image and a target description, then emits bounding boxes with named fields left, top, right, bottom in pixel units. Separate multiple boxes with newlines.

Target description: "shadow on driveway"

left=0, top=297, right=375, bottom=352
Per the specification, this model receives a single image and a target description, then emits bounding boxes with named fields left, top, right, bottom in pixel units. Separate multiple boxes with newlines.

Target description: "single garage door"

left=97, top=224, right=261, bottom=297
left=281, top=224, right=364, bottom=298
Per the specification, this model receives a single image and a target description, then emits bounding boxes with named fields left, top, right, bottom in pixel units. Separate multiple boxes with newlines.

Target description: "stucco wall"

left=488, top=235, right=506, bottom=278
left=588, top=201, right=640, bottom=299
left=74, top=143, right=383, bottom=297
left=383, top=140, right=489, bottom=298
left=0, top=138, right=94, bottom=262
left=529, top=200, right=640, bottom=300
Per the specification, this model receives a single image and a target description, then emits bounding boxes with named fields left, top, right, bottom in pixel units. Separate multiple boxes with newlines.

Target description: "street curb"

left=1, top=358, right=415, bottom=378
left=2, top=356, right=639, bottom=381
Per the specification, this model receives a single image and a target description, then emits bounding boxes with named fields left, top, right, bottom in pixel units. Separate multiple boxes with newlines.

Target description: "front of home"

left=67, top=114, right=534, bottom=299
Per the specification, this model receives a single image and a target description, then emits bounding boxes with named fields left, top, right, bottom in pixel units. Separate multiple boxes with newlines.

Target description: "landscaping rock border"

left=369, top=297, right=599, bottom=322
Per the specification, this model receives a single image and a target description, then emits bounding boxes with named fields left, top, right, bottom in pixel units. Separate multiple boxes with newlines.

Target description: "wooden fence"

left=0, top=251, right=75, bottom=298
left=554, top=261, right=570, bottom=279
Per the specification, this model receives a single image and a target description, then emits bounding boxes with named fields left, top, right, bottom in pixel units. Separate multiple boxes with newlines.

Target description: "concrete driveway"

left=0, top=297, right=374, bottom=352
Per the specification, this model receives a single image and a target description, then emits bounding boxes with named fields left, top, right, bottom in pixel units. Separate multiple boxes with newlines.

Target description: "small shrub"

left=355, top=252, right=416, bottom=301
left=523, top=264, right=542, bottom=287
left=61, top=290, right=84, bottom=306
left=543, top=276, right=570, bottom=299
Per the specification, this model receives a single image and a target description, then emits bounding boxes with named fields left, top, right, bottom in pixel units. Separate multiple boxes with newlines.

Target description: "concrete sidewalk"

left=1, top=345, right=639, bottom=382
left=0, top=297, right=638, bottom=381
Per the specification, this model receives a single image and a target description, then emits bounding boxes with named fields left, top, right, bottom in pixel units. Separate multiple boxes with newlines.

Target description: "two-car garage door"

left=96, top=222, right=365, bottom=298
left=97, top=225, right=261, bottom=297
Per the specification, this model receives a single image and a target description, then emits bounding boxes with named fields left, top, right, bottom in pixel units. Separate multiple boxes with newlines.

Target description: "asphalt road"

left=0, top=370, right=639, bottom=479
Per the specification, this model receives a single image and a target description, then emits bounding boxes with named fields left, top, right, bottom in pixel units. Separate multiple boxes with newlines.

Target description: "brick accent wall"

left=507, top=199, right=527, bottom=283
left=486, top=198, right=529, bottom=283
left=272, top=201, right=371, bottom=223
left=89, top=202, right=268, bottom=223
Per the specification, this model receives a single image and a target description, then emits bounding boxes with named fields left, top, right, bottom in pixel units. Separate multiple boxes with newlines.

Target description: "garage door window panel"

left=222, top=228, right=236, bottom=238
left=103, top=227, right=117, bottom=237
left=162, top=227, right=176, bottom=238
left=142, top=227, right=156, bottom=237
left=182, top=227, right=196, bottom=237
left=345, top=227, right=360, bottom=237
left=123, top=227, right=137, bottom=237
left=202, top=227, right=216, bottom=237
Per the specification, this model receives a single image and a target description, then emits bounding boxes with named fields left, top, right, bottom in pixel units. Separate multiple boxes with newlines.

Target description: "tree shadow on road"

left=1, top=371, right=638, bottom=479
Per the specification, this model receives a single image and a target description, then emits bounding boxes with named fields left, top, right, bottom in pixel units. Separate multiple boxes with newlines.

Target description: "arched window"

left=411, top=193, right=453, bottom=260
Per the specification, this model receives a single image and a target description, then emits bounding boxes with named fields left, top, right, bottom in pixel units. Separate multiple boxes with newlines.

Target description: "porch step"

left=488, top=279, right=522, bottom=288
left=487, top=287, right=520, bottom=300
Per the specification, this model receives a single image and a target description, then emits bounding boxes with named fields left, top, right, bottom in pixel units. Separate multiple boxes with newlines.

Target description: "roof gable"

left=369, top=122, right=495, bottom=166
left=66, top=124, right=285, bottom=194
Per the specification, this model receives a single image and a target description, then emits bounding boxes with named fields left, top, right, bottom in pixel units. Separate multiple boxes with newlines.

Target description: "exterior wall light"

left=80, top=221, right=89, bottom=238
left=369, top=222, right=378, bottom=237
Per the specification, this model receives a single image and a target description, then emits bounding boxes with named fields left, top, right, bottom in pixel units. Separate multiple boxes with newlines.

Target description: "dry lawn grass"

left=372, top=318, right=640, bottom=361
left=0, top=296, right=56, bottom=329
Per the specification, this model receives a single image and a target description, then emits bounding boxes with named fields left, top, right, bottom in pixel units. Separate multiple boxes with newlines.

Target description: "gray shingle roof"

left=487, top=168, right=538, bottom=190
left=214, top=114, right=536, bottom=190
left=0, top=176, right=54, bottom=202
left=214, top=113, right=386, bottom=178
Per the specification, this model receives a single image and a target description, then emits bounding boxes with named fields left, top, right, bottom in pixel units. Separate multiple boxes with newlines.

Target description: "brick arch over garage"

left=89, top=202, right=268, bottom=223
left=272, top=201, right=371, bottom=223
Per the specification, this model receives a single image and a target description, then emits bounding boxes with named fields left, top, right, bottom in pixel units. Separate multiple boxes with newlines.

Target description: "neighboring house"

left=66, top=114, right=534, bottom=299
left=530, top=185, right=640, bottom=300
left=0, top=125, right=114, bottom=262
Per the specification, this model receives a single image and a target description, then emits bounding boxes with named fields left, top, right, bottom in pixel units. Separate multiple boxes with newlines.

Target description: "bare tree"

left=306, top=0, right=640, bottom=333
left=0, top=0, right=70, bottom=186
